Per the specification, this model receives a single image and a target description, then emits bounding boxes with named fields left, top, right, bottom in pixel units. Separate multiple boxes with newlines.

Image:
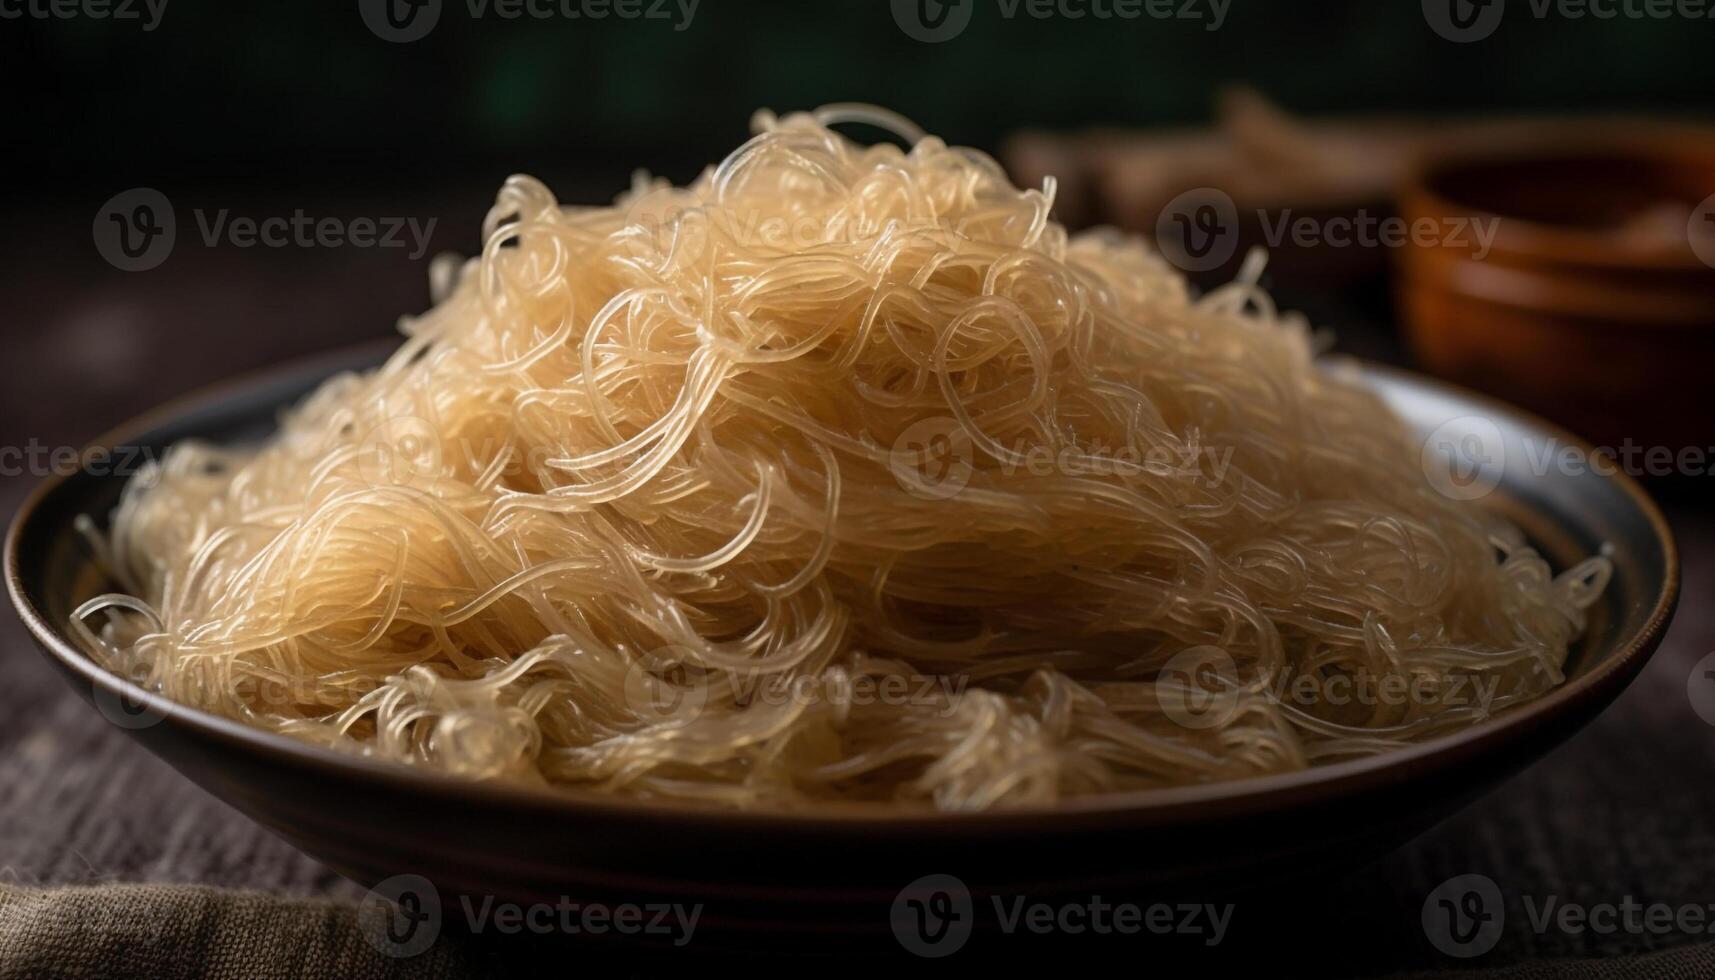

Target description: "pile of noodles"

left=74, top=106, right=1610, bottom=810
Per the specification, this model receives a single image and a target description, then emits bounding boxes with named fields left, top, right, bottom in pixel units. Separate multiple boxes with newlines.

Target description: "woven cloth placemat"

left=3, top=881, right=1715, bottom=980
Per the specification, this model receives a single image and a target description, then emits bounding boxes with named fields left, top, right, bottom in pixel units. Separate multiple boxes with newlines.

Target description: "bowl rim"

left=4, top=343, right=1682, bottom=833
left=1401, top=134, right=1715, bottom=273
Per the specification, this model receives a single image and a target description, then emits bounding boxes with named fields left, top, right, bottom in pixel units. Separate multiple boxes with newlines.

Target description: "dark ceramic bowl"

left=4, top=344, right=1679, bottom=945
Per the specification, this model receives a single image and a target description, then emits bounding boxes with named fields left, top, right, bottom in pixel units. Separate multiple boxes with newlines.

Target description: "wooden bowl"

left=1397, top=137, right=1715, bottom=457
left=4, top=345, right=1679, bottom=948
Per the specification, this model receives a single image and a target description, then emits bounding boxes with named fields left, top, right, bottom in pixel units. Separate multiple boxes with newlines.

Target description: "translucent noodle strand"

left=75, top=107, right=1607, bottom=810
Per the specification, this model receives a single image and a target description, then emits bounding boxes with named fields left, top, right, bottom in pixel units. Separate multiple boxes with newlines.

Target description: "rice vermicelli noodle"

left=73, top=105, right=1610, bottom=810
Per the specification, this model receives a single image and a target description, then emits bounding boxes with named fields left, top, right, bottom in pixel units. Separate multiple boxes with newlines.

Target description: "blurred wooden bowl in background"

left=1397, top=132, right=1715, bottom=460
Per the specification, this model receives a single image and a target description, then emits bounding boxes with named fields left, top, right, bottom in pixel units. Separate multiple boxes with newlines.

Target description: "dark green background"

left=7, top=0, right=1710, bottom=195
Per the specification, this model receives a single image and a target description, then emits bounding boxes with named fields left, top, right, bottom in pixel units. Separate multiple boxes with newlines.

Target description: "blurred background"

left=10, top=0, right=1714, bottom=183
left=3, top=2, right=1714, bottom=974
left=5, top=0, right=1714, bottom=465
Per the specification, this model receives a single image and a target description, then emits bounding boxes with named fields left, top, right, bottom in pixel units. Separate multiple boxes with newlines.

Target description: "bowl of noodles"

left=4, top=106, right=1678, bottom=942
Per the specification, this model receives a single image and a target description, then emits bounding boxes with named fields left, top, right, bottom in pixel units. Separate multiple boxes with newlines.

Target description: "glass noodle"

left=72, top=106, right=1608, bottom=810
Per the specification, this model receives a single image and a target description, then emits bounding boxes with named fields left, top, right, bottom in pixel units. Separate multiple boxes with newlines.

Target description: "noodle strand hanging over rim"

left=73, top=106, right=1609, bottom=810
